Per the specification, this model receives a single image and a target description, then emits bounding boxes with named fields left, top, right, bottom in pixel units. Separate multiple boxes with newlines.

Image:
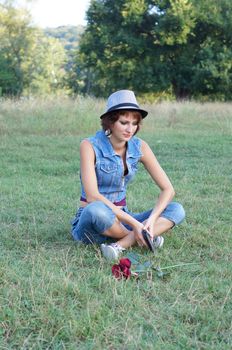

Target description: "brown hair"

left=101, top=110, right=142, bottom=135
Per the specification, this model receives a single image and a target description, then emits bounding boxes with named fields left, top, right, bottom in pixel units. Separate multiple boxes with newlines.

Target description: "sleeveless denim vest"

left=80, top=130, right=142, bottom=204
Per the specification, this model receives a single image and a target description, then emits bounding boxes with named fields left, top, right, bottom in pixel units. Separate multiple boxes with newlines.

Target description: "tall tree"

left=73, top=0, right=232, bottom=100
left=24, top=32, right=66, bottom=95
left=0, top=1, right=66, bottom=96
left=0, top=2, right=35, bottom=95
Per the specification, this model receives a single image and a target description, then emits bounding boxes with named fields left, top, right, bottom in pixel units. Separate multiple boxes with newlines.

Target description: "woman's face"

left=110, top=112, right=140, bottom=142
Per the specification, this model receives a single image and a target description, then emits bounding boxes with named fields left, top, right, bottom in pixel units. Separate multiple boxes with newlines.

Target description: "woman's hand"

left=143, top=216, right=157, bottom=239
left=133, top=222, right=146, bottom=246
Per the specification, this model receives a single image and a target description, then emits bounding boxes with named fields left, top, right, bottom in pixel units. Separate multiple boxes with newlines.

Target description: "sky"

left=18, top=0, right=91, bottom=28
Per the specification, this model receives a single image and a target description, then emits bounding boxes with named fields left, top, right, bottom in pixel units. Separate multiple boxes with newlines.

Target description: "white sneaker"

left=154, top=236, right=164, bottom=248
left=101, top=243, right=125, bottom=261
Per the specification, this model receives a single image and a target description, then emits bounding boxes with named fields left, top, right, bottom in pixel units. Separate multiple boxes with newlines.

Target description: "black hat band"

left=107, top=102, right=140, bottom=112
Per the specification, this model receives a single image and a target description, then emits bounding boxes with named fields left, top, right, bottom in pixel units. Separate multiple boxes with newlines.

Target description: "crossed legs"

left=72, top=201, right=185, bottom=247
left=103, top=216, right=174, bottom=248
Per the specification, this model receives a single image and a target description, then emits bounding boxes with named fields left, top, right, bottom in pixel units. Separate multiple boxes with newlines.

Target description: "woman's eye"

left=119, top=120, right=138, bottom=126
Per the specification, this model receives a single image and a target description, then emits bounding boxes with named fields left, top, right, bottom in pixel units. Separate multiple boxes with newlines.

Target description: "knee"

left=84, top=201, right=112, bottom=224
left=171, top=202, right=186, bottom=225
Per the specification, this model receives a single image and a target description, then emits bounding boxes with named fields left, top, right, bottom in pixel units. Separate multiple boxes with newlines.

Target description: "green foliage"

left=0, top=97, right=231, bottom=348
left=44, top=25, right=86, bottom=93
left=0, top=2, right=34, bottom=95
left=44, top=25, right=84, bottom=51
left=1, top=1, right=231, bottom=100
left=24, top=32, right=66, bottom=95
left=72, top=0, right=232, bottom=100
left=0, top=2, right=67, bottom=96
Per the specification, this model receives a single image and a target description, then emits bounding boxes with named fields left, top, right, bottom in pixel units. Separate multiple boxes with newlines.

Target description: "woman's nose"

left=126, top=124, right=133, bottom=132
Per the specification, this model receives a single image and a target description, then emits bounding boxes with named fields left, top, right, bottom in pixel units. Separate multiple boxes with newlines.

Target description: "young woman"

left=71, top=90, right=185, bottom=260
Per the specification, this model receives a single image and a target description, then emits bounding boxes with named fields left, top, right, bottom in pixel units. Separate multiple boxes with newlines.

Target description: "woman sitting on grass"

left=71, top=90, right=185, bottom=260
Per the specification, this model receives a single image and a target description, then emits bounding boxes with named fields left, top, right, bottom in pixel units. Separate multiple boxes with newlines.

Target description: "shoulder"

left=87, top=130, right=106, bottom=148
left=132, top=137, right=153, bottom=156
left=140, top=139, right=151, bottom=151
left=80, top=139, right=95, bottom=158
left=80, top=130, right=102, bottom=148
left=80, top=139, right=93, bottom=149
left=140, top=139, right=157, bottom=163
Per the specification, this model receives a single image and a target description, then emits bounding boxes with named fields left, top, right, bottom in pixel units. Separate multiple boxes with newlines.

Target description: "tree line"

left=1, top=0, right=232, bottom=100
left=0, top=1, right=78, bottom=96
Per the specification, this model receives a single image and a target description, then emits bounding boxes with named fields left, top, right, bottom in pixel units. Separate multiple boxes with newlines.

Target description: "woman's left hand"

left=143, top=216, right=157, bottom=239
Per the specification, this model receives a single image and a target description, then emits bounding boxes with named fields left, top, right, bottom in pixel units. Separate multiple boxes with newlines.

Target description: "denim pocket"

left=100, top=163, right=118, bottom=173
left=97, top=162, right=120, bottom=187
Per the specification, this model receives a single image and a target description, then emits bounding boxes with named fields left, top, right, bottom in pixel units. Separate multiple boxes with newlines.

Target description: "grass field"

left=0, top=96, right=231, bottom=349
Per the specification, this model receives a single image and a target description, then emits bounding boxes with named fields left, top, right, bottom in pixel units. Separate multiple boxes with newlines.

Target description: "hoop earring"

left=105, top=129, right=112, bottom=138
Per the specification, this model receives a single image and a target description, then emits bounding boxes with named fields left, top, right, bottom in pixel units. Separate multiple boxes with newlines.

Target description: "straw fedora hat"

left=100, top=90, right=148, bottom=119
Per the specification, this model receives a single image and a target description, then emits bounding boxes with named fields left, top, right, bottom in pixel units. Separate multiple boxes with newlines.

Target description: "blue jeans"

left=71, top=201, right=185, bottom=245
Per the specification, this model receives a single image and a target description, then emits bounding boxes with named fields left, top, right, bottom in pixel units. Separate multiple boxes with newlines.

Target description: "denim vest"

left=80, top=130, right=142, bottom=204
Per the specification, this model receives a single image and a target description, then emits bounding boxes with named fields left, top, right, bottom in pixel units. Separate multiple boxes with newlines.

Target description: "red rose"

left=121, top=266, right=131, bottom=279
left=119, top=258, right=131, bottom=269
left=112, top=258, right=132, bottom=280
left=112, top=264, right=123, bottom=279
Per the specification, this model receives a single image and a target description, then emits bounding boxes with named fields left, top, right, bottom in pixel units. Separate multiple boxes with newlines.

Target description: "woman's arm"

left=80, top=140, right=145, bottom=240
left=140, top=140, right=175, bottom=236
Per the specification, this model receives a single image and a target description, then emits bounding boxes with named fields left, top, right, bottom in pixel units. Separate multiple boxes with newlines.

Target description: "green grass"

left=0, top=97, right=231, bottom=349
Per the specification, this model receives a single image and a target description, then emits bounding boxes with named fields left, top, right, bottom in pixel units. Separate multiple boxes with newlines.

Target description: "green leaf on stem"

left=126, top=252, right=140, bottom=265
